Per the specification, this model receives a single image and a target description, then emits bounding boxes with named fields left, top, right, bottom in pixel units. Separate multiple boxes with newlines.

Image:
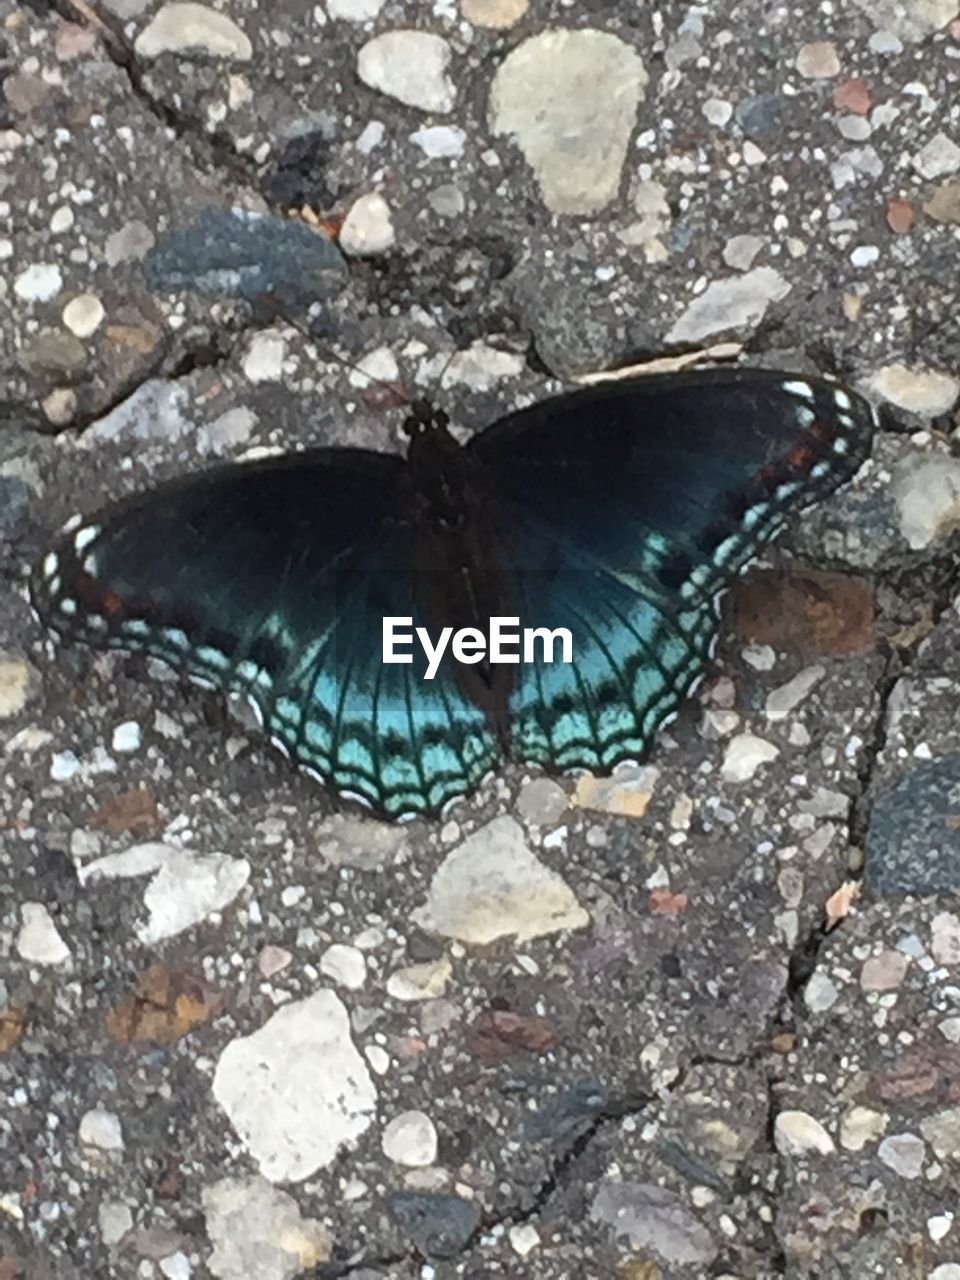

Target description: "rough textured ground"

left=3, top=1, right=960, bottom=1278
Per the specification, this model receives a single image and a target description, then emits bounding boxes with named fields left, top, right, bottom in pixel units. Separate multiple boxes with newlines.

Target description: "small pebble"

left=833, top=77, right=871, bottom=114
left=721, top=733, right=779, bottom=784
left=79, top=1107, right=124, bottom=1152
left=357, top=30, right=455, bottom=114
left=319, top=943, right=366, bottom=990
left=14, top=263, right=63, bottom=303
left=886, top=196, right=915, bottom=234
left=327, top=0, right=384, bottom=20
left=16, top=903, right=71, bottom=966
left=840, top=1106, right=889, bottom=1152
left=702, top=97, right=733, bottom=127
left=461, top=0, right=529, bottom=27
left=722, top=234, right=764, bottom=271
left=381, top=1110, right=438, bottom=1167
left=134, top=2, right=252, bottom=60
left=850, top=244, right=879, bottom=267
left=804, top=971, right=838, bottom=1012
left=796, top=42, right=841, bottom=78
left=339, top=192, right=395, bottom=257
left=409, top=125, right=466, bottom=158
left=774, top=1110, right=835, bottom=1156
left=42, top=387, right=78, bottom=426
left=49, top=205, right=75, bottom=234
left=111, top=721, right=142, bottom=753
left=243, top=331, right=286, bottom=382
left=877, top=1132, right=925, bottom=1179
left=913, top=132, right=960, bottom=181
left=861, top=949, right=909, bottom=991
left=62, top=294, right=105, bottom=338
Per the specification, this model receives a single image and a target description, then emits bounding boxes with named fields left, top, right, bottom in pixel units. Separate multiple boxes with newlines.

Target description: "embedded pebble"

left=877, top=1132, right=925, bottom=1178
left=439, top=341, right=524, bottom=391
left=319, top=944, right=366, bottom=991
left=489, top=29, right=647, bottom=216
left=774, top=1110, right=835, bottom=1156
left=386, top=957, right=452, bottom=1002
left=327, top=0, right=384, bottom=20
left=381, top=1111, right=438, bottom=1168
left=931, top=913, right=960, bottom=966
left=889, top=454, right=960, bottom=551
left=49, top=205, right=74, bottom=234
left=243, top=331, right=286, bottom=383
left=860, top=949, right=909, bottom=991
left=665, top=267, right=790, bottom=343
left=509, top=1223, right=541, bottom=1256
left=589, top=1181, right=716, bottom=1264
left=14, top=263, right=63, bottom=303
left=411, top=816, right=588, bottom=943
left=702, top=97, right=733, bottom=127
left=42, top=389, right=75, bottom=431
left=866, top=756, right=960, bottom=895
left=105, top=219, right=156, bottom=265
left=796, top=41, right=841, bottom=78
left=571, top=765, right=659, bottom=817
left=111, top=721, right=142, bottom=754
left=50, top=749, right=81, bottom=781
left=339, top=193, right=396, bottom=257
left=839, top=1106, right=888, bottom=1152
left=722, top=234, right=764, bottom=271
left=926, top=181, right=960, bottom=224
left=79, top=1108, right=124, bottom=1151
left=461, top=0, right=528, bottom=26
left=134, top=2, right=252, bottom=60
left=79, top=842, right=250, bottom=943
left=16, top=903, right=71, bottom=965
left=83, top=379, right=192, bottom=445
left=852, top=0, right=956, bottom=42
left=516, top=777, right=568, bottom=826
left=357, top=31, right=455, bottom=114
left=804, top=971, right=839, bottom=1013
left=865, top=363, right=960, bottom=417
left=0, top=658, right=34, bottom=719
left=921, top=1106, right=960, bottom=1160
left=912, top=132, right=960, bottom=180
left=62, top=293, right=105, bottom=338
left=765, top=665, right=825, bottom=722
left=720, top=733, right=779, bottom=784
left=212, top=991, right=376, bottom=1182
left=203, top=1175, right=333, bottom=1278
left=99, top=1201, right=134, bottom=1245
left=410, top=125, right=466, bottom=158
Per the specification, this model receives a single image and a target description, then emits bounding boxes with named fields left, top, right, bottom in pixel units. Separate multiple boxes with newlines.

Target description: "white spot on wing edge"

left=782, top=379, right=815, bottom=401
left=73, top=525, right=100, bottom=554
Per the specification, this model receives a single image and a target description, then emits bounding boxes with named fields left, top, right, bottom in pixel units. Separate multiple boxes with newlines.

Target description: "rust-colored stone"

left=731, top=569, right=875, bottom=656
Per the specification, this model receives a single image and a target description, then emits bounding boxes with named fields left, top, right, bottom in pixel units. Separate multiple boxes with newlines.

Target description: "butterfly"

left=30, top=367, right=876, bottom=820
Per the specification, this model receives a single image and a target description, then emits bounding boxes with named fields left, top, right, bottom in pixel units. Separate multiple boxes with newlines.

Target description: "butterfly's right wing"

left=31, top=449, right=497, bottom=818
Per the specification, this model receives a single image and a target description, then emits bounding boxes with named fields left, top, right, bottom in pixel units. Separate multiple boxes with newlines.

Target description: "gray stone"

left=490, top=29, right=647, bottom=216
left=866, top=757, right=960, bottom=894
left=889, top=454, right=960, bottom=550
left=851, top=0, right=958, bottom=42
left=388, top=1192, right=481, bottom=1259
left=203, top=1175, right=332, bottom=1279
left=357, top=31, right=455, bottom=114
left=590, top=1181, right=716, bottom=1265
left=665, top=268, right=790, bottom=343
left=134, top=3, right=252, bottom=60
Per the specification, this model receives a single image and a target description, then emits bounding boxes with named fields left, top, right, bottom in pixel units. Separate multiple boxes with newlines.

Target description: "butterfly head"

left=402, top=400, right=450, bottom=439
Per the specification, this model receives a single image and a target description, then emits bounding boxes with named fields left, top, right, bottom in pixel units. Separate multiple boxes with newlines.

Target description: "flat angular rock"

left=490, top=29, right=647, bottom=215
left=135, top=2, right=252, bottom=60
left=665, top=267, right=790, bottom=343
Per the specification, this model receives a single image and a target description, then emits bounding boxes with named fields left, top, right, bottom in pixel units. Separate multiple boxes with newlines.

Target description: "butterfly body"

left=31, top=367, right=876, bottom=818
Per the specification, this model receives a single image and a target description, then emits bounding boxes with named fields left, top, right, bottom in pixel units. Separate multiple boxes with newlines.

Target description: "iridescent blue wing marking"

left=31, top=451, right=497, bottom=818
left=468, top=368, right=876, bottom=771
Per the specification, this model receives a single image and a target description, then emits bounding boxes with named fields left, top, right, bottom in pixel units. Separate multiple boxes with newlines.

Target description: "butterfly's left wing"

left=31, top=450, right=498, bottom=818
left=468, top=367, right=875, bottom=770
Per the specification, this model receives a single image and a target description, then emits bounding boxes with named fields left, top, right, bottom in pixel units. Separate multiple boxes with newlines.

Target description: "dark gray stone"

left=866, top=756, right=960, bottom=894
left=387, top=1192, right=481, bottom=1259
left=143, top=206, right=347, bottom=312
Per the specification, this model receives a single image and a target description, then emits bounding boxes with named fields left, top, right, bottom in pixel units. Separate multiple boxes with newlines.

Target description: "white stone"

left=490, top=29, right=647, bottom=216
left=83, top=379, right=191, bottom=445
left=381, top=1110, right=437, bottom=1167
left=410, top=125, right=466, bottom=158
left=111, top=721, right=142, bottom=753
left=928, top=1214, right=954, bottom=1243
left=135, top=3, right=252, bottom=60
left=346, top=346, right=400, bottom=389
left=702, top=97, right=733, bottom=127
left=774, top=1110, right=835, bottom=1156
left=62, top=293, right=105, bottom=338
left=243, top=331, right=286, bottom=383
left=159, top=1253, right=191, bottom=1280
left=852, top=0, right=956, bottom=42
left=720, top=733, right=779, bottom=784
left=931, top=912, right=960, bottom=966
left=804, top=971, right=839, bottom=1013
left=50, top=749, right=81, bottom=781
left=889, top=454, right=960, bottom=551
left=877, top=1132, right=925, bottom=1178
left=850, top=244, right=880, bottom=267
left=98, top=1200, right=133, bottom=1245
left=940, top=1016, right=960, bottom=1044
left=213, top=991, right=376, bottom=1182
left=461, top=0, right=529, bottom=26
left=411, top=815, right=588, bottom=944
left=930, top=1266, right=960, bottom=1280
left=79, top=842, right=250, bottom=943
left=571, top=764, right=659, bottom=817
left=722, top=234, right=764, bottom=271
left=79, top=1107, right=124, bottom=1151
left=328, top=0, right=384, bottom=20
left=319, top=943, right=366, bottom=990
left=742, top=644, right=776, bottom=671
left=358, top=31, right=455, bottom=113
left=509, top=1223, right=541, bottom=1256
left=16, top=903, right=70, bottom=965
left=0, top=659, right=33, bottom=719
left=765, top=665, right=825, bottom=722
left=439, top=340, right=525, bottom=391
left=14, top=263, right=63, bottom=303
left=665, top=267, right=790, bottom=343
left=386, top=957, right=452, bottom=1001
left=49, top=205, right=74, bottom=234
left=913, top=132, right=960, bottom=180
left=839, top=1105, right=888, bottom=1151
left=796, top=41, right=841, bottom=78
left=865, top=362, right=960, bottom=416
left=203, top=1174, right=332, bottom=1278
left=339, top=192, right=395, bottom=257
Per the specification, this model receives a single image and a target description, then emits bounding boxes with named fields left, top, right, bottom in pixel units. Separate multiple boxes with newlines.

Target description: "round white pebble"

left=63, top=293, right=105, bottom=338
left=381, top=1110, right=438, bottom=1167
